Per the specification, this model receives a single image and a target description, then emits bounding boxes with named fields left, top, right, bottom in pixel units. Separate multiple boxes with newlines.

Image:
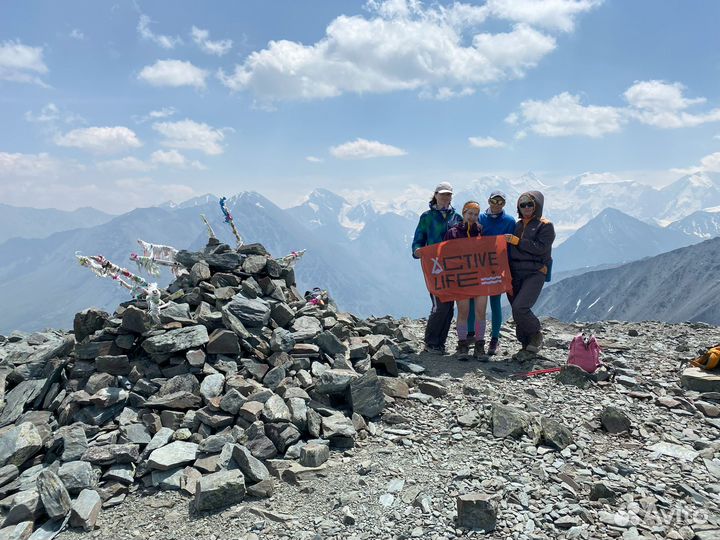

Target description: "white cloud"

left=0, top=152, right=64, bottom=176
left=191, top=26, right=232, bottom=56
left=700, top=152, right=720, bottom=173
left=486, top=0, right=603, bottom=32
left=137, top=15, right=181, bottom=49
left=97, top=156, right=154, bottom=173
left=138, top=59, right=208, bottom=89
left=624, top=80, right=720, bottom=128
left=25, top=103, right=85, bottom=125
left=508, top=92, right=625, bottom=137
left=306, top=156, right=323, bottom=163
left=69, top=29, right=85, bottom=40
left=152, top=119, right=227, bottom=155
left=132, top=106, right=177, bottom=124
left=714, top=134, right=720, bottom=140
left=150, top=149, right=205, bottom=169
left=330, top=138, right=407, bottom=159
left=54, top=126, right=142, bottom=153
left=510, top=80, right=720, bottom=139
left=469, top=136, right=506, bottom=148
left=0, top=40, right=48, bottom=85
left=216, top=0, right=599, bottom=102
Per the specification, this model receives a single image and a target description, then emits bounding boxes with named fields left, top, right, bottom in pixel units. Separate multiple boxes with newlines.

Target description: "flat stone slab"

left=148, top=441, right=198, bottom=470
left=681, top=367, right=720, bottom=393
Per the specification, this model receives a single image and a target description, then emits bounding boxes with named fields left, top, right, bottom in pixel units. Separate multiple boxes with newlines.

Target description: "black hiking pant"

left=507, top=270, right=545, bottom=347
left=424, top=294, right=454, bottom=349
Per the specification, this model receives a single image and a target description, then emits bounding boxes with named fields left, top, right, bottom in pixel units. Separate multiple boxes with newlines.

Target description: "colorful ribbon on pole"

left=76, top=252, right=149, bottom=297
left=276, top=249, right=306, bottom=268
left=130, top=239, right=184, bottom=277
left=200, top=214, right=217, bottom=240
left=219, top=196, right=244, bottom=248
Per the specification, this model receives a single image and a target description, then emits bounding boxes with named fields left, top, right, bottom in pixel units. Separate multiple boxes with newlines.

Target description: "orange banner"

left=417, top=236, right=512, bottom=302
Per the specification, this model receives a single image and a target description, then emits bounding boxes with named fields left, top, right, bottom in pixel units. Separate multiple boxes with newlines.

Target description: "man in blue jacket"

left=472, top=190, right=517, bottom=355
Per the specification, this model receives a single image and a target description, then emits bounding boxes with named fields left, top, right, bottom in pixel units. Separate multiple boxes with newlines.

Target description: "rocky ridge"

left=0, top=239, right=719, bottom=539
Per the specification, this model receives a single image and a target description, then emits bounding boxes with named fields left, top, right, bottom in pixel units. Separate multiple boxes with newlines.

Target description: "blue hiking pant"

left=466, top=295, right=502, bottom=339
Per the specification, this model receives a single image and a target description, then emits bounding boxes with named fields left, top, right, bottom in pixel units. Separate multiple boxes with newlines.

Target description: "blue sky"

left=1, top=0, right=719, bottom=213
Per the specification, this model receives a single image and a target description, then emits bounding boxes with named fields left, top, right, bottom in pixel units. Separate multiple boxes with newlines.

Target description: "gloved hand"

left=504, top=234, right=520, bottom=246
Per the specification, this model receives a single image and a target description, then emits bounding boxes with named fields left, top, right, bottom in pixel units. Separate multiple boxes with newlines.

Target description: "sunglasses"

left=519, top=201, right=535, bottom=209
left=488, top=198, right=505, bottom=205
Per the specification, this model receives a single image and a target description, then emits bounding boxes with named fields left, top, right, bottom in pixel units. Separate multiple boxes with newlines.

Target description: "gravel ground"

left=58, top=318, right=720, bottom=540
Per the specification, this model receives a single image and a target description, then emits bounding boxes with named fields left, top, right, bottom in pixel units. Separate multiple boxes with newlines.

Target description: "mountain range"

left=3, top=170, right=720, bottom=332
left=535, top=237, right=720, bottom=325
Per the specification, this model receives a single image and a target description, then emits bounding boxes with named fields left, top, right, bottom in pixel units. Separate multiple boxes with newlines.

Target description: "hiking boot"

left=455, top=339, right=471, bottom=358
left=512, top=349, right=536, bottom=362
left=487, top=337, right=499, bottom=356
left=526, top=332, right=544, bottom=353
left=473, top=340, right=488, bottom=361
left=423, top=344, right=445, bottom=355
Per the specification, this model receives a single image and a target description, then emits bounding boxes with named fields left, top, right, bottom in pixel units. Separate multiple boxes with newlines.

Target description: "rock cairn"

left=0, top=239, right=414, bottom=536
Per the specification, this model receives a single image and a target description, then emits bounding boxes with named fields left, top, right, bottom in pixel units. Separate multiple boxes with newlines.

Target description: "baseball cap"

left=488, top=190, right=506, bottom=201
left=435, top=181, right=453, bottom=194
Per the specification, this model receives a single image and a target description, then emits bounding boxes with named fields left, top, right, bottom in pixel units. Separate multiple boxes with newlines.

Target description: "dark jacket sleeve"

left=411, top=214, right=428, bottom=258
left=517, top=221, right=555, bottom=256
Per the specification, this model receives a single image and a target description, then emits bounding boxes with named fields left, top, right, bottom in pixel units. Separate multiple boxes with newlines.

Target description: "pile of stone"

left=0, top=239, right=414, bottom=538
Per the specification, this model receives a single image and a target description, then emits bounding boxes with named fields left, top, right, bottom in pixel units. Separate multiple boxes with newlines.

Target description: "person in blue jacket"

left=468, top=190, right=517, bottom=355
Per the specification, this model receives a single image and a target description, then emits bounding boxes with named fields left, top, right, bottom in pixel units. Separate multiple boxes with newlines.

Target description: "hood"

left=516, top=190, right=544, bottom=219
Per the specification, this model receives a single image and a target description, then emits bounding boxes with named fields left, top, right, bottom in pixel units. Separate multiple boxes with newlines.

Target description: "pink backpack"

left=567, top=333, right=602, bottom=373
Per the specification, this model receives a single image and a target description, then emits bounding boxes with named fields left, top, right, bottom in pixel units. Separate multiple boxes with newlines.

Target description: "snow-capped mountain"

left=552, top=208, right=699, bottom=272
left=668, top=209, right=720, bottom=239
left=655, top=172, right=720, bottom=224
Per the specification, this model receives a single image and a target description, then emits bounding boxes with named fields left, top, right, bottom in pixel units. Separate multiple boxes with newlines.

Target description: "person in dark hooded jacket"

left=504, top=191, right=555, bottom=356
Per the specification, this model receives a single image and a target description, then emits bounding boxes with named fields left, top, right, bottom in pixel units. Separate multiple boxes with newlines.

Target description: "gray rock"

left=232, top=445, right=270, bottom=483
left=144, top=391, right=201, bottom=410
left=120, top=305, right=150, bottom=334
left=225, top=296, right=271, bottom=328
left=0, top=380, right=47, bottom=428
left=82, top=444, right=139, bottom=465
left=69, top=489, right=102, bottom=531
left=349, top=369, right=385, bottom=418
left=186, top=349, right=206, bottom=367
left=263, top=366, right=286, bottom=390
left=37, top=470, right=71, bottom=519
left=270, top=303, right=295, bottom=328
left=540, top=417, right=573, bottom=450
left=264, top=422, right=301, bottom=454
left=315, top=331, right=347, bottom=355
left=262, top=395, right=291, bottom=423
left=456, top=492, right=497, bottom=531
left=142, top=326, right=209, bottom=355
left=120, top=423, right=151, bottom=445
left=589, top=482, right=618, bottom=502
left=315, top=369, right=359, bottom=394
left=0, top=423, right=43, bottom=468
left=269, top=328, right=295, bottom=353
left=600, top=406, right=631, bottom=434
left=198, top=433, right=235, bottom=454
left=243, top=255, right=267, bottom=274
left=144, top=427, right=174, bottom=455
left=193, top=469, right=245, bottom=512
left=417, top=380, right=447, bottom=398
left=299, top=443, right=329, bottom=468
left=0, top=464, right=19, bottom=489
left=371, top=345, right=398, bottom=376
left=199, top=373, right=225, bottom=401
left=491, top=404, right=530, bottom=439
left=73, top=308, right=109, bottom=343
left=219, top=389, right=246, bottom=415
left=0, top=521, right=34, bottom=540
left=57, top=461, right=95, bottom=494
left=190, top=261, right=211, bottom=285
left=95, top=355, right=130, bottom=376
left=287, top=397, right=307, bottom=431
left=4, top=490, right=43, bottom=526
left=322, top=413, right=356, bottom=439
left=556, top=365, right=594, bottom=389
left=291, top=316, right=323, bottom=341
left=245, top=431, right=278, bottom=461
left=58, top=425, right=87, bottom=462
left=206, top=329, right=240, bottom=355
left=148, top=441, right=198, bottom=470
left=150, top=466, right=185, bottom=490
